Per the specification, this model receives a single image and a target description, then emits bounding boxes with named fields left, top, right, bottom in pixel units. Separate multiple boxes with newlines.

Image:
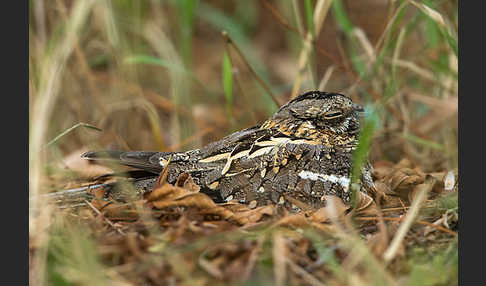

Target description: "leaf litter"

left=34, top=158, right=458, bottom=285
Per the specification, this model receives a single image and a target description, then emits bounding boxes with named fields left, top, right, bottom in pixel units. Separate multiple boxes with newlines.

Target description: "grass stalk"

left=30, top=0, right=96, bottom=225
left=45, top=122, right=102, bottom=148
left=222, top=31, right=280, bottom=107
left=290, top=0, right=333, bottom=99
left=383, top=176, right=435, bottom=262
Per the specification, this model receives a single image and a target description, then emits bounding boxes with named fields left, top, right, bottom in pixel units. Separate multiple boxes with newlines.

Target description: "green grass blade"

left=222, top=51, right=234, bottom=123
left=351, top=107, right=379, bottom=204
left=198, top=2, right=248, bottom=46
left=176, top=0, right=199, bottom=66
left=402, top=133, right=445, bottom=150
left=304, top=0, right=314, bottom=37
left=198, top=2, right=275, bottom=109
left=123, top=54, right=188, bottom=74
left=332, top=0, right=353, bottom=35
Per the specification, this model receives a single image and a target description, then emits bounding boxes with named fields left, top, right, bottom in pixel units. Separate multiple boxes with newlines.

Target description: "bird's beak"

left=353, top=103, right=364, bottom=112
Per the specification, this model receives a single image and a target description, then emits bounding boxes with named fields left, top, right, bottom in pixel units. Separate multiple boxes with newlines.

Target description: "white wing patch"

left=159, top=158, right=168, bottom=167
left=298, top=170, right=350, bottom=192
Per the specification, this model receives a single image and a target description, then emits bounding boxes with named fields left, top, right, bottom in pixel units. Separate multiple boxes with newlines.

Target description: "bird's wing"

left=81, top=125, right=271, bottom=175
left=198, top=126, right=268, bottom=157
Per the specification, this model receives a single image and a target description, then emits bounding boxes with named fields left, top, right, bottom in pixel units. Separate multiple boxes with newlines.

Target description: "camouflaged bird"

left=82, top=91, right=375, bottom=210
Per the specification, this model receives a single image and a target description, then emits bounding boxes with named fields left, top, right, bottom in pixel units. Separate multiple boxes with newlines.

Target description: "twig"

left=84, top=199, right=126, bottom=235
left=273, top=232, right=287, bottom=286
left=241, top=236, right=264, bottom=282
left=45, top=122, right=102, bottom=148
left=198, top=252, right=224, bottom=279
left=287, top=258, right=326, bottom=286
left=261, top=0, right=302, bottom=36
left=381, top=206, right=410, bottom=212
left=356, top=216, right=457, bottom=237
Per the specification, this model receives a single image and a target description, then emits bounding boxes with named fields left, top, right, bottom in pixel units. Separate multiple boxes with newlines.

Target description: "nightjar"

left=83, top=91, right=375, bottom=210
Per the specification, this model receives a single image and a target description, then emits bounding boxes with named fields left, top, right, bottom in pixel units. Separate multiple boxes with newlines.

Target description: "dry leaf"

left=310, top=195, right=349, bottom=223
left=372, top=160, right=395, bottom=179
left=232, top=205, right=275, bottom=224
left=90, top=199, right=138, bottom=221
left=384, top=167, right=425, bottom=196
left=408, top=175, right=437, bottom=203
left=395, top=158, right=414, bottom=169
left=273, top=213, right=309, bottom=229
left=146, top=184, right=188, bottom=203
left=353, top=191, right=377, bottom=217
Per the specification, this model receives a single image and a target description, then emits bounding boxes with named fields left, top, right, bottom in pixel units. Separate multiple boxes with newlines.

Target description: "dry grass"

left=29, top=0, right=458, bottom=285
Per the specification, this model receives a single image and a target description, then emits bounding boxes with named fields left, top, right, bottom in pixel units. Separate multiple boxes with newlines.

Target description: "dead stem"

left=222, top=31, right=280, bottom=107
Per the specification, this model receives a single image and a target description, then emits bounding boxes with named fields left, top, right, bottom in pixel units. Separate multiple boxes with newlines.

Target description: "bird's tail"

left=32, top=183, right=111, bottom=209
left=82, top=150, right=168, bottom=174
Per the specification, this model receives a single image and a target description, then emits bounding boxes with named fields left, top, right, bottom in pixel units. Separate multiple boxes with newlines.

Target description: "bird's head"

left=263, top=91, right=364, bottom=138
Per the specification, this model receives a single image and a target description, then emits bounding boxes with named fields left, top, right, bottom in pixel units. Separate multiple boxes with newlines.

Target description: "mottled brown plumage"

left=83, top=91, right=375, bottom=210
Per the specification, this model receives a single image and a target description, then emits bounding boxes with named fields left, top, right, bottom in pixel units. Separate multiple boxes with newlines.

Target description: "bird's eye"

left=324, top=110, right=343, bottom=119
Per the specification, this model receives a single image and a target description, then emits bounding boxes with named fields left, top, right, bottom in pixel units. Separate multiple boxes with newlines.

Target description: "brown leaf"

left=284, top=196, right=313, bottom=212
left=369, top=181, right=407, bottom=209
left=408, top=175, right=437, bottom=203
left=146, top=184, right=188, bottom=203
left=354, top=191, right=377, bottom=217
left=273, top=213, right=309, bottom=228
left=232, top=205, right=275, bottom=224
left=153, top=193, right=234, bottom=220
left=147, top=173, right=274, bottom=225
left=395, top=158, right=414, bottom=169
left=219, top=202, right=252, bottom=213
left=374, top=181, right=392, bottom=197
left=90, top=185, right=107, bottom=199
left=371, top=160, right=395, bottom=179
left=310, top=195, right=350, bottom=223
left=384, top=167, right=425, bottom=197
left=90, top=199, right=138, bottom=221
left=89, top=198, right=111, bottom=211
